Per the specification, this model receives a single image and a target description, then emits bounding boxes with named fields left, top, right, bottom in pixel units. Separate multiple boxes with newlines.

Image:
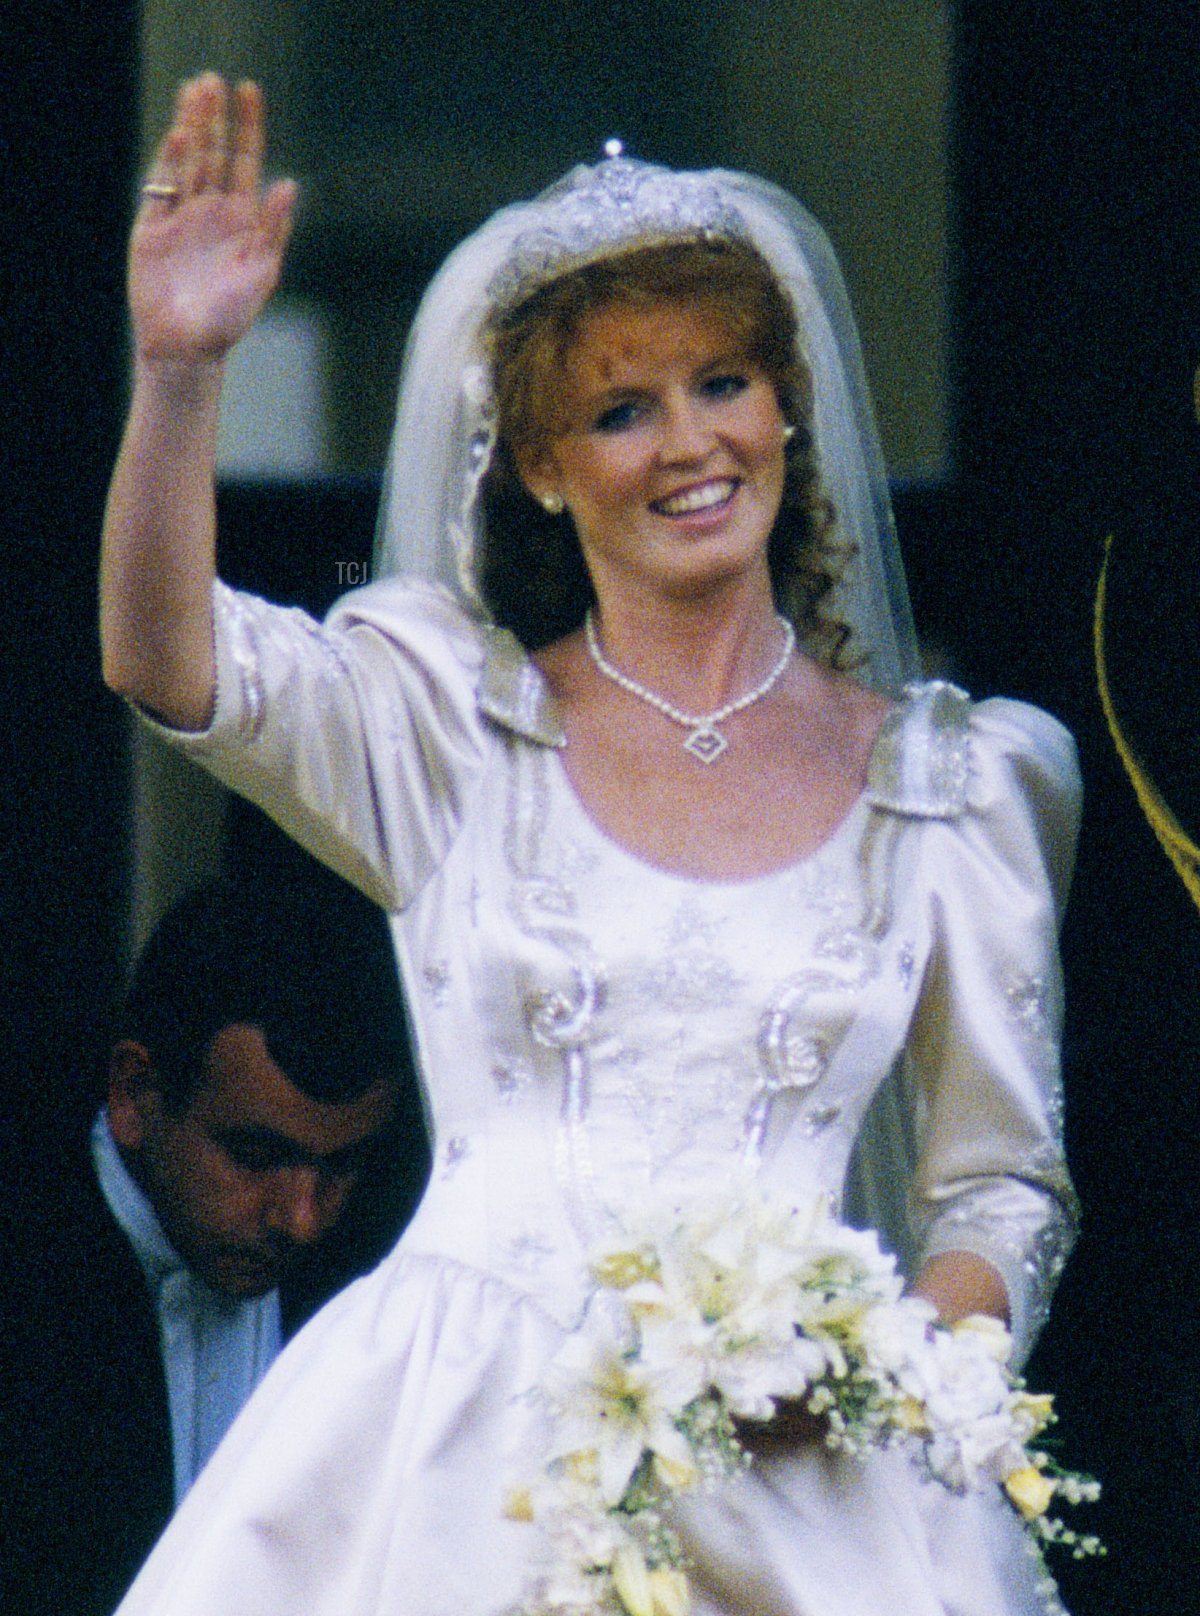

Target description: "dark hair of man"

left=117, top=869, right=408, bottom=1111
left=479, top=235, right=851, bottom=665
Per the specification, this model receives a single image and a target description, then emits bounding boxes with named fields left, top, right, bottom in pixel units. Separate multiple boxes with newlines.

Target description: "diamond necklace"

left=584, top=609, right=795, bottom=763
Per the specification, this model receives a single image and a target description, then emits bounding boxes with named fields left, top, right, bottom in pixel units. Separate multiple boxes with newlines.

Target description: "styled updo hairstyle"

left=479, top=235, right=851, bottom=662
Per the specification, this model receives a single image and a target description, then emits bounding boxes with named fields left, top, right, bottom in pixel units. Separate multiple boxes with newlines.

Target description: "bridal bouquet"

left=508, top=1188, right=1100, bottom=1616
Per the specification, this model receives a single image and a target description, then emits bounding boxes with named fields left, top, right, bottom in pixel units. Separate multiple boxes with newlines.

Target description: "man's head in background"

left=105, top=871, right=408, bottom=1296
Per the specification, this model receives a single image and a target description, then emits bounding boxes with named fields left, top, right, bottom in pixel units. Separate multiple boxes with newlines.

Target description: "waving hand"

left=130, top=74, right=296, bottom=362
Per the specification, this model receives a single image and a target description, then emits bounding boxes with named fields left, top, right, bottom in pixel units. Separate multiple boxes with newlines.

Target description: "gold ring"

left=141, top=181, right=181, bottom=201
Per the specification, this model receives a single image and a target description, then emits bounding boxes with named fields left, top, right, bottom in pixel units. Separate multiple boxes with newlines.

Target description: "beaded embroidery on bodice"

left=497, top=744, right=904, bottom=1222
left=539, top=749, right=885, bottom=1195
left=400, top=730, right=913, bottom=1326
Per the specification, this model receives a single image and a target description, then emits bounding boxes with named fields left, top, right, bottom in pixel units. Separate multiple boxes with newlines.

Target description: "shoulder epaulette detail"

left=865, top=680, right=972, bottom=818
left=478, top=627, right=567, bottom=747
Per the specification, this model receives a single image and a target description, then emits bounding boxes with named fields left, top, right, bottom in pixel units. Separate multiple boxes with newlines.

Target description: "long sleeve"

left=903, top=694, right=1082, bottom=1363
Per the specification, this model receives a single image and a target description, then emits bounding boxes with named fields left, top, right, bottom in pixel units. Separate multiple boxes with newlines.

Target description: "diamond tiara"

left=486, top=150, right=749, bottom=314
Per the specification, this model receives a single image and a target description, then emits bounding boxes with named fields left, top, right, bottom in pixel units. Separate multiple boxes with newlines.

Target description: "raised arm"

left=100, top=74, right=296, bottom=729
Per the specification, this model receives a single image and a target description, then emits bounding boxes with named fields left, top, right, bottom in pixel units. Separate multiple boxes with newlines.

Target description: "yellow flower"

left=612, top=1551, right=691, bottom=1616
left=894, top=1395, right=930, bottom=1435
left=502, top=1486, right=534, bottom=1522
left=653, top=1448, right=699, bottom=1491
left=815, top=1296, right=870, bottom=1338
left=593, top=1247, right=660, bottom=1290
left=1013, top=1392, right=1056, bottom=1436
left=612, top=1544, right=655, bottom=1616
left=1004, top=1465, right=1057, bottom=1521
left=648, top=1566, right=691, bottom=1616
left=563, top=1448, right=600, bottom=1485
left=951, top=1314, right=1011, bottom=1362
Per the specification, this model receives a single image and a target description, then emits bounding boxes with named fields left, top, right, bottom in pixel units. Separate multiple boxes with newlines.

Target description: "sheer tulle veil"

left=370, top=152, right=924, bottom=1263
left=371, top=153, right=920, bottom=696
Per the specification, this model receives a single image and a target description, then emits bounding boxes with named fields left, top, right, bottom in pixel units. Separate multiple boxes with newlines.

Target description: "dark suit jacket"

left=4, top=1151, right=175, bottom=1616
left=1, top=1115, right=426, bottom=1616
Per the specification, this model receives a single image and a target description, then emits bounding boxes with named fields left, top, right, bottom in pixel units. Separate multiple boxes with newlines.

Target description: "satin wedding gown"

left=119, top=577, right=1080, bottom=1616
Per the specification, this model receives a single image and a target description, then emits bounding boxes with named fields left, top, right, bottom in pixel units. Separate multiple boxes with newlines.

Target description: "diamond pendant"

left=684, top=725, right=727, bottom=763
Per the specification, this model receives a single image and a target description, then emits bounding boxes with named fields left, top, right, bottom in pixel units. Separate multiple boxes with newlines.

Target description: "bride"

left=101, top=72, right=1082, bottom=1616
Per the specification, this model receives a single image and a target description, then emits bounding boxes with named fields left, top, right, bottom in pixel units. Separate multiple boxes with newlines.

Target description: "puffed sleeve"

left=135, top=577, right=493, bottom=911
left=902, top=693, right=1082, bottom=1364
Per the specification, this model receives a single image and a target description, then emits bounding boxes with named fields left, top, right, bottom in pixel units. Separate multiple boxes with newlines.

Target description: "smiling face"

left=517, top=299, right=788, bottom=608
left=108, top=1024, right=395, bottom=1297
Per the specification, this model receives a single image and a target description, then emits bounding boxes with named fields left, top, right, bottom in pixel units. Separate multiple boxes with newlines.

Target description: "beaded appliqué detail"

left=999, top=970, right=1064, bottom=1148
left=441, top=1135, right=470, bottom=1178
left=743, top=939, right=869, bottom=1164
left=451, top=367, right=499, bottom=606
left=504, top=745, right=604, bottom=1051
left=503, top=740, right=605, bottom=1237
left=1003, top=971, right=1050, bottom=1036
left=640, top=899, right=741, bottom=1011
left=925, top=1190, right=1076, bottom=1355
left=1022, top=1206, right=1077, bottom=1330
left=741, top=814, right=902, bottom=1164
left=218, top=587, right=361, bottom=744
left=802, top=1103, right=842, bottom=1136
left=866, top=681, right=973, bottom=818
left=423, top=960, right=452, bottom=1006
left=479, top=626, right=566, bottom=748
left=218, top=585, right=268, bottom=743
left=492, top=1057, right=536, bottom=1102
left=924, top=695, right=972, bottom=807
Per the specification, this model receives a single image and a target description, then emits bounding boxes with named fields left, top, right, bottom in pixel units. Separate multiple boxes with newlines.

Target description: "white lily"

left=516, top=1185, right=1098, bottom=1615
left=545, top=1319, right=703, bottom=1506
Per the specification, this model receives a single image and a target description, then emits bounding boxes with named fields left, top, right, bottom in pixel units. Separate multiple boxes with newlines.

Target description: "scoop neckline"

left=547, top=749, right=874, bottom=890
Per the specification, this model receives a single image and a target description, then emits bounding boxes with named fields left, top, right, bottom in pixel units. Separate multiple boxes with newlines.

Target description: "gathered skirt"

left=114, top=1245, right=1057, bottom=1616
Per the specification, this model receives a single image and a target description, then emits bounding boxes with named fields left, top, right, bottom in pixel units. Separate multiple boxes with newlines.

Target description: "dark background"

left=6, top=5, right=1200, bottom=1612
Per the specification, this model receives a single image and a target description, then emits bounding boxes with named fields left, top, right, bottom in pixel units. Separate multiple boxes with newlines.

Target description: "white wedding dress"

left=120, top=577, right=1081, bottom=1616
